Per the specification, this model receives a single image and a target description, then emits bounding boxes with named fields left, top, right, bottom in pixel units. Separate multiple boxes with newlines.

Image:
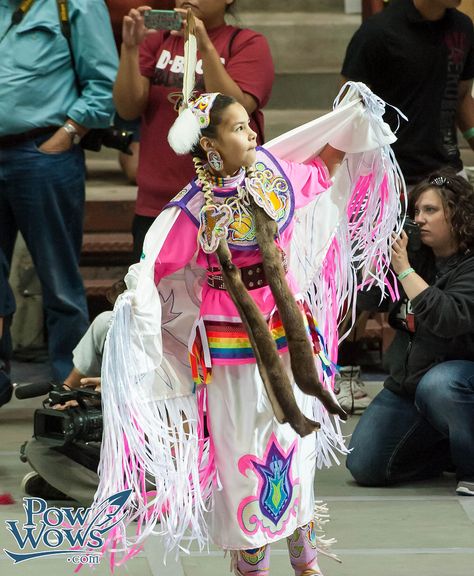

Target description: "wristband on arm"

left=397, top=267, right=415, bottom=281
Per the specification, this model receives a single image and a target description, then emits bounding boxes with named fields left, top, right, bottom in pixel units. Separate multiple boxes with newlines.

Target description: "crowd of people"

left=1, top=0, right=474, bottom=574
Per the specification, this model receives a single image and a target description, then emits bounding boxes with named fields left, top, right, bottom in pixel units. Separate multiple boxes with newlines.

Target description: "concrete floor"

left=1, top=366, right=473, bottom=576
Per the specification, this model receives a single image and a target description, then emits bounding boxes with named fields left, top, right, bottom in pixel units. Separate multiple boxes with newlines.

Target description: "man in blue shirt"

left=0, top=0, right=118, bottom=384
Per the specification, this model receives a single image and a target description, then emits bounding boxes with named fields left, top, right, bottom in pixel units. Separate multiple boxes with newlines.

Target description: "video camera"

left=80, top=128, right=134, bottom=155
left=15, top=382, right=102, bottom=448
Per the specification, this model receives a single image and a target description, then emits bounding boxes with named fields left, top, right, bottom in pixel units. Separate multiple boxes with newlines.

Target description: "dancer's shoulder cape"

left=94, top=82, right=405, bottom=561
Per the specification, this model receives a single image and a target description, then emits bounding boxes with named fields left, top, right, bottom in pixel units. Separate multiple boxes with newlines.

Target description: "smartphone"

left=143, top=10, right=182, bottom=31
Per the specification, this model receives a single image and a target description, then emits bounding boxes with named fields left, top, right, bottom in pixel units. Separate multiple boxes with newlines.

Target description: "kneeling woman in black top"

left=347, top=170, right=474, bottom=496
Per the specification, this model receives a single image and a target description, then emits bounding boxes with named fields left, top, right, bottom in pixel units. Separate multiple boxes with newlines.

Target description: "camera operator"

left=19, top=311, right=113, bottom=505
left=346, top=169, right=474, bottom=496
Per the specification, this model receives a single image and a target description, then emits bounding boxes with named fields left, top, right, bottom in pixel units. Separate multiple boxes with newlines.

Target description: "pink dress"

left=153, top=148, right=332, bottom=549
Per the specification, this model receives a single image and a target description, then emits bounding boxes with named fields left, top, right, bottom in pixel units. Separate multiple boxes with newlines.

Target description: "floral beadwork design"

left=240, top=546, right=268, bottom=566
left=247, top=160, right=290, bottom=222
left=215, top=160, right=291, bottom=249
left=237, top=434, right=300, bottom=538
left=198, top=203, right=233, bottom=253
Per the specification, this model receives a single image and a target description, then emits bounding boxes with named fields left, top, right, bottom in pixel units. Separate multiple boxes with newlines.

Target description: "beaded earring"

left=207, top=149, right=224, bottom=172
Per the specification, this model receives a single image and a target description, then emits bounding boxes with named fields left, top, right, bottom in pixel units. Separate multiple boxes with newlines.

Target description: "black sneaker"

left=21, top=472, right=73, bottom=501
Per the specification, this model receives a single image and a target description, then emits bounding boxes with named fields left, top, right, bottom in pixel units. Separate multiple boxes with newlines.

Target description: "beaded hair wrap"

left=194, top=157, right=234, bottom=253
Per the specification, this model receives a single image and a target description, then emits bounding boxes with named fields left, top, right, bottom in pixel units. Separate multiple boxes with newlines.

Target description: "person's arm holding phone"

left=114, top=6, right=153, bottom=120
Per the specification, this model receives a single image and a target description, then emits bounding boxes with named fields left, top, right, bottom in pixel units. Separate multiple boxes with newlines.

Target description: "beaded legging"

left=232, top=521, right=321, bottom=576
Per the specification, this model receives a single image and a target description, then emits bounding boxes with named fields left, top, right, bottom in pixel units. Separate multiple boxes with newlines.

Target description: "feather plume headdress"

left=167, top=9, right=219, bottom=154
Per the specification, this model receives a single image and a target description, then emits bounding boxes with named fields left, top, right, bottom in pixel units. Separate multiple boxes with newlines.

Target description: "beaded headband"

left=190, top=93, right=219, bottom=130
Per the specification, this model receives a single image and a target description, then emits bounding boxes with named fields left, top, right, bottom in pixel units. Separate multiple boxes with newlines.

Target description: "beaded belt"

left=207, top=251, right=288, bottom=291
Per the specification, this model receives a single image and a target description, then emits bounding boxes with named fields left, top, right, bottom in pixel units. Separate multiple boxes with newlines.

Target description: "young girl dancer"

left=96, top=85, right=403, bottom=575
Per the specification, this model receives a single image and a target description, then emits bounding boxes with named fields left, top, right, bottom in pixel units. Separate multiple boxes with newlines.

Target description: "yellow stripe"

left=208, top=337, right=254, bottom=348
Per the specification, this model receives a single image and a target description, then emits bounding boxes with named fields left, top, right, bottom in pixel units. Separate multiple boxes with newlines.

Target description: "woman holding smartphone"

left=113, top=1, right=274, bottom=261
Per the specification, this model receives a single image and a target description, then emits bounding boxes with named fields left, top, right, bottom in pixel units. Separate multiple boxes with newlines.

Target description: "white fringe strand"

left=314, top=501, right=342, bottom=563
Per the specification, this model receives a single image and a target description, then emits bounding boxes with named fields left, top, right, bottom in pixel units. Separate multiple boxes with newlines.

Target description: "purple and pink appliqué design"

left=237, top=433, right=300, bottom=538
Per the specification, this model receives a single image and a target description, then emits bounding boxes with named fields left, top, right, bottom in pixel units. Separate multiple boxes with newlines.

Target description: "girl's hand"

left=122, top=6, right=155, bottom=49
left=391, top=231, right=411, bottom=275
left=172, top=8, right=213, bottom=53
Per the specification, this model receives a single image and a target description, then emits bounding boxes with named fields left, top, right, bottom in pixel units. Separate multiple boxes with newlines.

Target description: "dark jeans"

left=0, top=247, right=15, bottom=319
left=0, top=247, right=15, bottom=363
left=0, top=273, right=13, bottom=405
left=0, top=135, right=89, bottom=381
left=347, top=360, right=474, bottom=484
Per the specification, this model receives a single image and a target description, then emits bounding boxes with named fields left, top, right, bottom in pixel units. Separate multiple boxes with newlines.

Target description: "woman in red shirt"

left=105, top=1, right=174, bottom=182
left=113, top=1, right=275, bottom=260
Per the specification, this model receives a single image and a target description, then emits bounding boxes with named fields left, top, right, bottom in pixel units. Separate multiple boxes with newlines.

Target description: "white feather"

left=183, top=33, right=197, bottom=105
left=168, top=107, right=201, bottom=155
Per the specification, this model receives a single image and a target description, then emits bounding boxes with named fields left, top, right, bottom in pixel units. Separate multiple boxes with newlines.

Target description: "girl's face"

left=175, top=0, right=233, bottom=28
left=208, top=102, right=257, bottom=175
left=414, top=188, right=458, bottom=256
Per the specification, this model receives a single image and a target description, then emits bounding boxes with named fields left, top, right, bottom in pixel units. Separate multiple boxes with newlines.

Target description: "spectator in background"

left=105, top=0, right=174, bottom=183
left=114, top=1, right=274, bottom=261
left=342, top=0, right=474, bottom=186
left=347, top=170, right=474, bottom=497
left=0, top=0, right=118, bottom=383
